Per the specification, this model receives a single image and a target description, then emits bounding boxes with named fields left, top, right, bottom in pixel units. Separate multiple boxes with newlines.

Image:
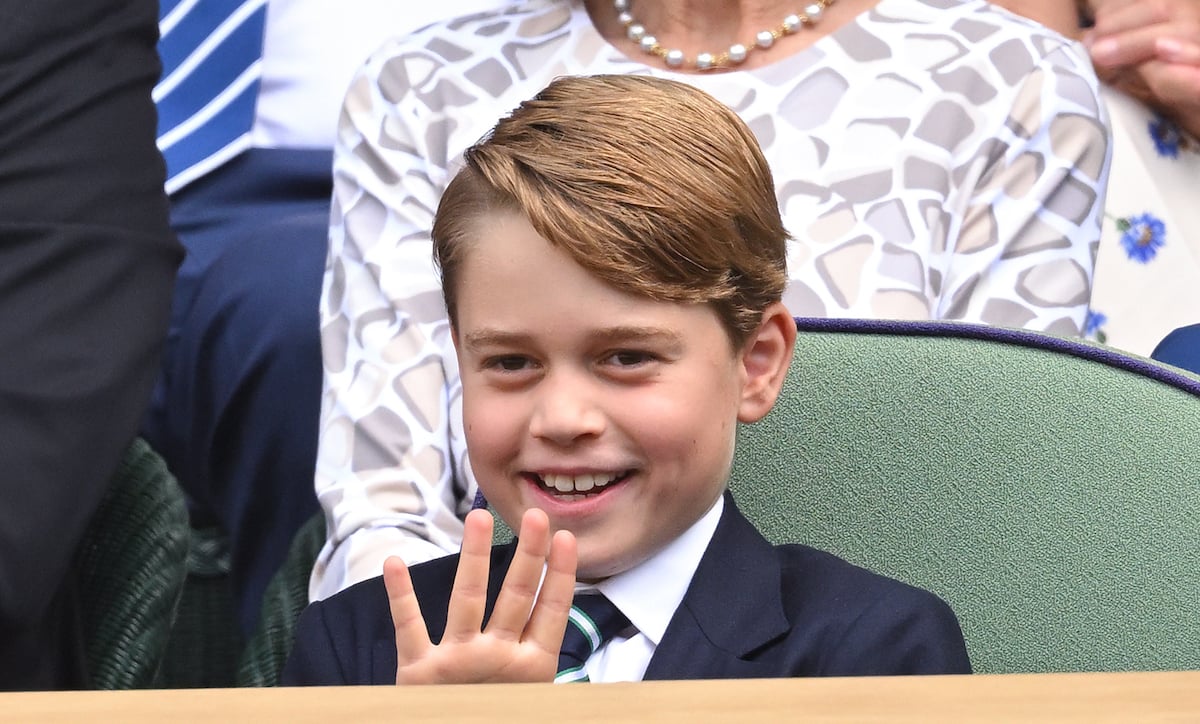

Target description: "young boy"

left=283, top=74, right=971, bottom=685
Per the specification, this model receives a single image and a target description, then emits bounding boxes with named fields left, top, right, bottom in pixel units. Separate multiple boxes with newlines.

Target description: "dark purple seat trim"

left=792, top=317, right=1200, bottom=399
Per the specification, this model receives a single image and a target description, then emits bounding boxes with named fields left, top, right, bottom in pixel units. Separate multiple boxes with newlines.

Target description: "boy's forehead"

left=451, top=205, right=741, bottom=353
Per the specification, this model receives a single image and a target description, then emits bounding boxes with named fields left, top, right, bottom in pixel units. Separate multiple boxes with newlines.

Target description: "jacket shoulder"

left=772, top=544, right=972, bottom=675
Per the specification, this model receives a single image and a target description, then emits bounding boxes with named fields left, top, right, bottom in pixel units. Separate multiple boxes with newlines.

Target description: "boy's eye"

left=486, top=355, right=531, bottom=372
left=607, top=350, right=655, bottom=367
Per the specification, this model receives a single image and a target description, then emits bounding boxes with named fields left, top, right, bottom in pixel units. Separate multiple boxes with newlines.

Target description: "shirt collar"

left=585, top=494, right=724, bottom=646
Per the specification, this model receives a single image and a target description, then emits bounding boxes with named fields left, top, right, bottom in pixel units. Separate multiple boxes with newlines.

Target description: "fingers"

left=1141, top=58, right=1200, bottom=100
left=1088, top=1, right=1200, bottom=69
left=1090, top=26, right=1198, bottom=69
left=1155, top=35, right=1200, bottom=65
left=1099, top=52, right=1200, bottom=138
left=384, top=555, right=433, bottom=668
left=443, top=508, right=495, bottom=640
left=1089, top=29, right=1164, bottom=69
left=389, top=508, right=578, bottom=685
left=1134, top=61, right=1200, bottom=138
left=1084, top=0, right=1200, bottom=126
left=524, top=529, right=579, bottom=654
left=486, top=508, right=554, bottom=637
left=1090, top=2, right=1174, bottom=37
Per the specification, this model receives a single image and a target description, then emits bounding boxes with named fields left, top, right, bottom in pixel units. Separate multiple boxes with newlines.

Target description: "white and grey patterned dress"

left=309, top=0, right=1111, bottom=598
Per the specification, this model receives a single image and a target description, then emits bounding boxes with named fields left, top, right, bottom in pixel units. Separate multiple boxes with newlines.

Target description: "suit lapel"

left=643, top=493, right=790, bottom=680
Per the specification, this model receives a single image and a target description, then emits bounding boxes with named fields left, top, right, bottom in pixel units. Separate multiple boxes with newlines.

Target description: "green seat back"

left=75, top=437, right=190, bottom=688
left=731, top=319, right=1200, bottom=673
left=155, top=524, right=241, bottom=689
left=238, top=512, right=326, bottom=686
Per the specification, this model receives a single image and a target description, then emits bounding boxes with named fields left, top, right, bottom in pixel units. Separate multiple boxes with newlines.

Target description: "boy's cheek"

left=463, top=396, right=516, bottom=442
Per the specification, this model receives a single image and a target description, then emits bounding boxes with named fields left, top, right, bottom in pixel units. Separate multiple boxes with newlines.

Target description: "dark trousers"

left=142, top=148, right=329, bottom=636
left=0, top=0, right=180, bottom=689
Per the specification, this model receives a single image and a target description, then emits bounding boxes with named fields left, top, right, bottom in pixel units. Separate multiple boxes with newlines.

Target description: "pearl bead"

left=615, top=3, right=823, bottom=70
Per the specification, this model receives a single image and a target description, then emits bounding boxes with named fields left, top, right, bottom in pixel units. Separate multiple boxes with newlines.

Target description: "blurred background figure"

left=1001, top=0, right=1200, bottom=355
left=0, top=0, right=181, bottom=689
left=1084, top=0, right=1200, bottom=355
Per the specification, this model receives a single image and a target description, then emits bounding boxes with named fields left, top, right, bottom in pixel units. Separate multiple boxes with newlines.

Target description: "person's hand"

left=384, top=507, right=578, bottom=684
left=1085, top=0, right=1200, bottom=138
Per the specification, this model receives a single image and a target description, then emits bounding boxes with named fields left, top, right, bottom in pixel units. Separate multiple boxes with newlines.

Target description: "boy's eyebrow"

left=460, top=329, right=532, bottom=352
left=589, top=326, right=685, bottom=348
left=461, top=325, right=684, bottom=351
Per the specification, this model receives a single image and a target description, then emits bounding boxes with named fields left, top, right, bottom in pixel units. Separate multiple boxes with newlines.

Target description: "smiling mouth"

left=530, top=470, right=632, bottom=497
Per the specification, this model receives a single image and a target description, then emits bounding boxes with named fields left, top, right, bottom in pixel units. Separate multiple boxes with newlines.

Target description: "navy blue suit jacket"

left=1153, top=323, right=1200, bottom=376
left=283, top=495, right=971, bottom=684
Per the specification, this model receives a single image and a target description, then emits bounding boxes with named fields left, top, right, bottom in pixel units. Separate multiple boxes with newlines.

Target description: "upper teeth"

left=543, top=472, right=620, bottom=493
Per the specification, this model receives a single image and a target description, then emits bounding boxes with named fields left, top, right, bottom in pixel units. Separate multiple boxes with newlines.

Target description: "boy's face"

left=453, top=212, right=755, bottom=581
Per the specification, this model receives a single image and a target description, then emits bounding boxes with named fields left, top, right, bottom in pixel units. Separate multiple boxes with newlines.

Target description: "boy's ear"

left=737, top=302, right=796, bottom=424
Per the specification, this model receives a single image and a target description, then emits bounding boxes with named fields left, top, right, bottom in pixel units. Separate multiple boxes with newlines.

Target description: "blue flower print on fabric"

left=1149, top=114, right=1183, bottom=158
left=1148, top=113, right=1200, bottom=158
left=1084, top=309, right=1108, bottom=343
left=1117, top=213, right=1166, bottom=263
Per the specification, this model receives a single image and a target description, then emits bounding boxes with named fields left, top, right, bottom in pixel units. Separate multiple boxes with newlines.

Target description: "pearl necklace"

left=614, top=0, right=835, bottom=71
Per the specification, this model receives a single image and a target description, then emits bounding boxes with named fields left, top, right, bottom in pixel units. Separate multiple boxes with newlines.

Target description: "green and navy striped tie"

left=555, top=594, right=630, bottom=683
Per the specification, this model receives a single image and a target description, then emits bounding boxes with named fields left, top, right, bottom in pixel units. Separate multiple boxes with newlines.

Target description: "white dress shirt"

left=253, top=0, right=514, bottom=149
left=575, top=494, right=725, bottom=683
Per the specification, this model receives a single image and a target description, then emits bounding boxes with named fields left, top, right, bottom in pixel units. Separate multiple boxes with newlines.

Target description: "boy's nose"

left=528, top=373, right=606, bottom=444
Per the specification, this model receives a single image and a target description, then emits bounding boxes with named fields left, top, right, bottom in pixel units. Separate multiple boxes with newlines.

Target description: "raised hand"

left=384, top=507, right=578, bottom=684
left=1086, top=0, right=1200, bottom=138
left=1088, top=0, right=1200, bottom=67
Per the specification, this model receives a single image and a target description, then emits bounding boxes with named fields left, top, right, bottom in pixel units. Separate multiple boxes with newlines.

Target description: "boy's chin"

left=573, top=546, right=646, bottom=584
left=574, top=564, right=620, bottom=585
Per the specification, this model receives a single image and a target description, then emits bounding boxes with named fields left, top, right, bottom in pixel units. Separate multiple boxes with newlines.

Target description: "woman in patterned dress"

left=1000, top=0, right=1200, bottom=355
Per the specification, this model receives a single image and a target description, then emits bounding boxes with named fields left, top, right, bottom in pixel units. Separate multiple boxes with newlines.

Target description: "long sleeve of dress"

left=935, top=38, right=1109, bottom=333
left=309, top=53, right=478, bottom=599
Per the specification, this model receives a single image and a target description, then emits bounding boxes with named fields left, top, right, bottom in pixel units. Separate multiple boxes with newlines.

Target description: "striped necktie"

left=155, top=0, right=268, bottom=194
left=555, top=594, right=630, bottom=683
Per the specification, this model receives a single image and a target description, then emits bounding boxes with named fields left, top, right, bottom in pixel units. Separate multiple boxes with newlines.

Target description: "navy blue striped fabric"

left=156, top=0, right=267, bottom=193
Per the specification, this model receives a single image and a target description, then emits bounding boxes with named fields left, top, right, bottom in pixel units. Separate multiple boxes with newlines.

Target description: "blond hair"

left=432, top=74, right=788, bottom=347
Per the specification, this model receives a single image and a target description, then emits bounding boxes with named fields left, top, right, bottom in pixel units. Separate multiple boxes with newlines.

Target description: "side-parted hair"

left=431, top=74, right=789, bottom=348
